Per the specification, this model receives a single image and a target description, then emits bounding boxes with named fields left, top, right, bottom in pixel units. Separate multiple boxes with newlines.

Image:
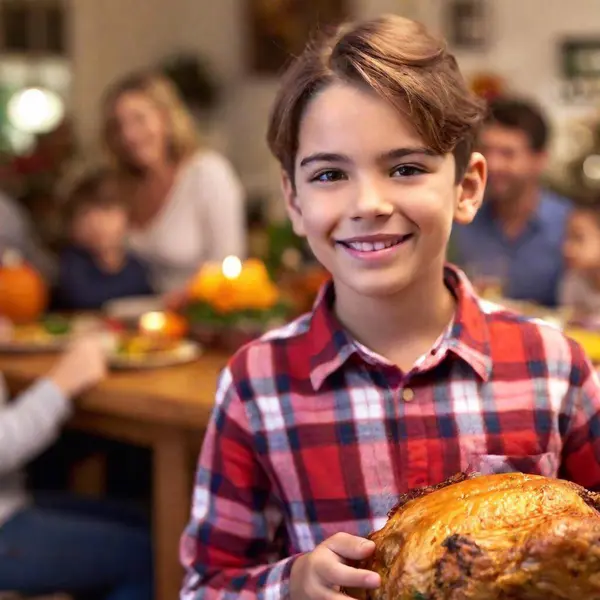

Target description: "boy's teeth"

left=346, top=238, right=402, bottom=252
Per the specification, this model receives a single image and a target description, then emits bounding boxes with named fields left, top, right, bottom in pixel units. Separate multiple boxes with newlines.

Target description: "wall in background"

left=69, top=0, right=180, bottom=159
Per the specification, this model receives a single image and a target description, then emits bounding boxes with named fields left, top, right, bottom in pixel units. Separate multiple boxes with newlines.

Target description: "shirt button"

left=402, top=388, right=415, bottom=402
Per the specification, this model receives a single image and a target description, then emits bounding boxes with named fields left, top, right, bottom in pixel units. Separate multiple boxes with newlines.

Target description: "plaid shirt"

left=180, top=265, right=600, bottom=599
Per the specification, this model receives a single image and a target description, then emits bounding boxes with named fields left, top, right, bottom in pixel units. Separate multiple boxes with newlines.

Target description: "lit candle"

left=139, top=311, right=167, bottom=336
left=222, top=255, right=242, bottom=280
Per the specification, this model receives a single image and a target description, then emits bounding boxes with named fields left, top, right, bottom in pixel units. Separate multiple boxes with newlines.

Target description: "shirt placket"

left=402, top=341, right=451, bottom=489
left=398, top=372, right=429, bottom=489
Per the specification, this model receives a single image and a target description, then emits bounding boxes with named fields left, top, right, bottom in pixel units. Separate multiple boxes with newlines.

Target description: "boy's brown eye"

left=312, top=169, right=346, bottom=183
left=391, top=165, right=426, bottom=177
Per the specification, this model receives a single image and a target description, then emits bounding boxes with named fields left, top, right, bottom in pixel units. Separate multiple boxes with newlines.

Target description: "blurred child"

left=57, top=169, right=153, bottom=310
left=0, top=334, right=152, bottom=599
left=561, top=203, right=600, bottom=326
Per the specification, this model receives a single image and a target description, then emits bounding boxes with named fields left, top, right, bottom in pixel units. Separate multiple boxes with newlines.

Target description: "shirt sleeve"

left=0, top=376, right=71, bottom=475
left=560, top=341, right=600, bottom=490
left=193, top=152, right=247, bottom=261
left=180, top=367, right=299, bottom=599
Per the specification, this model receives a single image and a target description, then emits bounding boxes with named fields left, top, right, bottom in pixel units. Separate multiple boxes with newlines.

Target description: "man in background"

left=453, top=97, right=572, bottom=306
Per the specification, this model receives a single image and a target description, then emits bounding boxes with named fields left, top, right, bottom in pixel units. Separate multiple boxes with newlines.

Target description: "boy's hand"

left=48, top=335, right=108, bottom=399
left=290, top=533, right=380, bottom=599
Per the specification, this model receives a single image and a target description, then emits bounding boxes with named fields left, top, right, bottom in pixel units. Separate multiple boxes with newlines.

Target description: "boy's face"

left=563, top=211, right=600, bottom=273
left=282, top=82, right=486, bottom=300
left=71, top=205, right=128, bottom=254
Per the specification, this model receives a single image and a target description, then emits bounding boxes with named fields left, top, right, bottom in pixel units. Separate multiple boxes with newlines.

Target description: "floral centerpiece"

left=184, top=256, right=291, bottom=350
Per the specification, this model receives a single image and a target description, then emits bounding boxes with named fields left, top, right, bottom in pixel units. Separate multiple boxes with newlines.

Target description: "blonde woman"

left=102, top=71, right=246, bottom=294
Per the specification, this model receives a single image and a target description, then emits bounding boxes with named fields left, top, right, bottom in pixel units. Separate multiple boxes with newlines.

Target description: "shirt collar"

left=307, top=265, right=493, bottom=390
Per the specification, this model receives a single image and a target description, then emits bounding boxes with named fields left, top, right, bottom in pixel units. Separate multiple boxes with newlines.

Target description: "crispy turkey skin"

left=342, top=472, right=600, bottom=599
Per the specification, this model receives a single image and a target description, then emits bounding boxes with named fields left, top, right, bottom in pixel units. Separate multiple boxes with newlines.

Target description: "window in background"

left=0, top=0, right=66, bottom=56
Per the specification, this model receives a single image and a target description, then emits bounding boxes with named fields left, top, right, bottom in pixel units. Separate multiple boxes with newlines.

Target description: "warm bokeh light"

left=7, top=87, right=65, bottom=134
left=221, top=256, right=242, bottom=280
left=139, top=311, right=167, bottom=334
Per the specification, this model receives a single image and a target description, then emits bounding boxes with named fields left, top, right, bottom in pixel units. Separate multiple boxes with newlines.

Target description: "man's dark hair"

left=486, top=97, right=549, bottom=153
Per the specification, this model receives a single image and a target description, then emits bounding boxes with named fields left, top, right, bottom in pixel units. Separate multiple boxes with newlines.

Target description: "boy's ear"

left=281, top=170, right=306, bottom=237
left=454, top=152, right=487, bottom=225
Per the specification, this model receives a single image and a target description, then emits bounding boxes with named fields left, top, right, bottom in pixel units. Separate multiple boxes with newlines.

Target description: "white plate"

left=108, top=339, right=202, bottom=370
left=103, top=296, right=164, bottom=322
left=0, top=316, right=108, bottom=354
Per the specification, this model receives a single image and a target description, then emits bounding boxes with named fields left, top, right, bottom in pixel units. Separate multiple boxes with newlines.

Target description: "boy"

left=180, top=14, right=600, bottom=600
left=57, top=169, right=153, bottom=310
left=561, top=202, right=600, bottom=326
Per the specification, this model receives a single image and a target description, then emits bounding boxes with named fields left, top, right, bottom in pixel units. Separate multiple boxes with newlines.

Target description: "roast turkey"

left=343, top=472, right=600, bottom=599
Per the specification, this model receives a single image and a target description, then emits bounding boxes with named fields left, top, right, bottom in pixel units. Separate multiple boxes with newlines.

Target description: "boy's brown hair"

left=267, top=14, right=486, bottom=184
left=64, top=168, right=124, bottom=224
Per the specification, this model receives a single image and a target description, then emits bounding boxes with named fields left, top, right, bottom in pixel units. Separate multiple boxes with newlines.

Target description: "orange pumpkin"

left=0, top=250, right=48, bottom=324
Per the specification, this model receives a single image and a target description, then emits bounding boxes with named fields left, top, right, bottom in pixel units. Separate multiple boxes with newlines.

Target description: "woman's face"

left=110, top=91, right=169, bottom=170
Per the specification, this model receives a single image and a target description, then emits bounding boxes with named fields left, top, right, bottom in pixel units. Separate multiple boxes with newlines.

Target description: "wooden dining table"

left=0, top=348, right=229, bottom=600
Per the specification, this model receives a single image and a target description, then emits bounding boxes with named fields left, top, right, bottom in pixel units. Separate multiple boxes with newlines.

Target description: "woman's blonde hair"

left=102, top=71, right=199, bottom=176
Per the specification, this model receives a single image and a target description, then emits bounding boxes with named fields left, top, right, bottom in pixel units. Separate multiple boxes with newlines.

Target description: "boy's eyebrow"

left=299, top=152, right=350, bottom=168
left=381, top=147, right=440, bottom=161
left=299, top=147, right=440, bottom=168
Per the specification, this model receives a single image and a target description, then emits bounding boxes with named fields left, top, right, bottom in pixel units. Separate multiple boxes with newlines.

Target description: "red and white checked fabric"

left=180, top=265, right=600, bottom=599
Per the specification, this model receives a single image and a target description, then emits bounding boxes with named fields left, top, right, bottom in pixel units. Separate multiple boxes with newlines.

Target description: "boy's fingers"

left=323, top=532, right=376, bottom=561
left=318, top=558, right=380, bottom=590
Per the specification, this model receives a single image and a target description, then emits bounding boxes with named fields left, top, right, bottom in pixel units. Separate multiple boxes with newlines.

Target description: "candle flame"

left=140, top=311, right=167, bottom=333
left=222, top=256, right=242, bottom=280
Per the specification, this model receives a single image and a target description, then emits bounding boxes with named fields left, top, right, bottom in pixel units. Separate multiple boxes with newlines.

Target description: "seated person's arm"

left=0, top=376, right=70, bottom=475
left=196, top=153, right=247, bottom=263
left=0, top=337, right=106, bottom=475
left=180, top=368, right=298, bottom=599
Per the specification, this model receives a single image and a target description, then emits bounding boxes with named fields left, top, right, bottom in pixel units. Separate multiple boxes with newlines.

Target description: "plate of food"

left=107, top=331, right=202, bottom=370
left=0, top=315, right=76, bottom=353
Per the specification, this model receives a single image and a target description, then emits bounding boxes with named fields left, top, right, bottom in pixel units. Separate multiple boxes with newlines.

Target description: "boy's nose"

left=351, top=182, right=394, bottom=220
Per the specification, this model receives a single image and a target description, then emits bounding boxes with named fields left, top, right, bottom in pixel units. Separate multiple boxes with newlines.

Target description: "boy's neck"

left=333, top=263, right=456, bottom=372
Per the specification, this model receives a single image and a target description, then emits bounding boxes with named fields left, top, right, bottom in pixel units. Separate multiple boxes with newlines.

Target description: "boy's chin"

left=334, top=272, right=416, bottom=299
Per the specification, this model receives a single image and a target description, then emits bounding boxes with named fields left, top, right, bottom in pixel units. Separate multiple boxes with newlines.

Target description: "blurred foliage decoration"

left=0, top=85, right=18, bottom=154
left=265, top=220, right=314, bottom=276
left=161, top=53, right=219, bottom=113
